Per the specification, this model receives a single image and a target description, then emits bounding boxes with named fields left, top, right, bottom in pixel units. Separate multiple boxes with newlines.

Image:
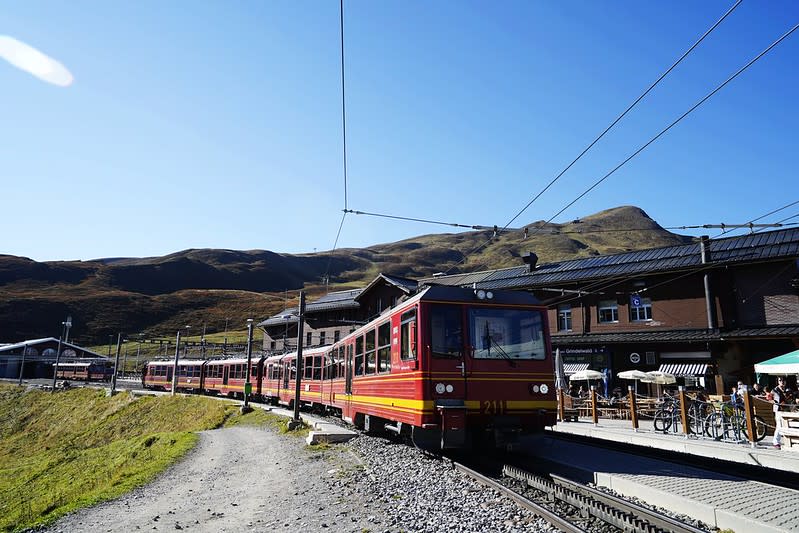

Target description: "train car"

left=261, top=353, right=286, bottom=404
left=318, top=285, right=556, bottom=449
left=54, top=360, right=113, bottom=382
left=142, top=360, right=205, bottom=392
left=265, top=347, right=329, bottom=410
left=203, top=356, right=265, bottom=399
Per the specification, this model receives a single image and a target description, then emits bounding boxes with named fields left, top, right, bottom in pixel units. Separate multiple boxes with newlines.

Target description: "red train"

left=54, top=360, right=114, bottom=382
left=143, top=285, right=557, bottom=449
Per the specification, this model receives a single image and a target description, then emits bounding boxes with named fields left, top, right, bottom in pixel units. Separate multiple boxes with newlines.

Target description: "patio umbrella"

left=553, top=348, right=568, bottom=391
left=617, top=370, right=652, bottom=381
left=645, top=370, right=677, bottom=384
left=569, top=369, right=604, bottom=394
left=617, top=369, right=653, bottom=395
left=569, top=369, right=605, bottom=382
left=754, top=349, right=799, bottom=375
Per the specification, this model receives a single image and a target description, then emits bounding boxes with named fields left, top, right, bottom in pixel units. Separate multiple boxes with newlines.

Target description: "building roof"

left=0, top=338, right=106, bottom=358
left=354, top=273, right=418, bottom=302
left=551, top=325, right=799, bottom=346
left=420, top=227, right=799, bottom=290
left=258, top=289, right=362, bottom=328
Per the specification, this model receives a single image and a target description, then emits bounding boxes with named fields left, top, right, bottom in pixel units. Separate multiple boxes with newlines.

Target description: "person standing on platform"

left=772, top=377, right=787, bottom=449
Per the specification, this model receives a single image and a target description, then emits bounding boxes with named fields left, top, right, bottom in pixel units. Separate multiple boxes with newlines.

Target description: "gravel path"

left=44, top=426, right=379, bottom=533
left=45, top=425, right=557, bottom=533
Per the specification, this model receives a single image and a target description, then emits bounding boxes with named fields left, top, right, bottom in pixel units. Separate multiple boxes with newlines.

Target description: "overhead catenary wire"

left=322, top=0, right=350, bottom=289
left=503, top=0, right=743, bottom=231
left=715, top=199, right=799, bottom=237
left=344, top=2, right=742, bottom=253
left=446, top=19, right=799, bottom=275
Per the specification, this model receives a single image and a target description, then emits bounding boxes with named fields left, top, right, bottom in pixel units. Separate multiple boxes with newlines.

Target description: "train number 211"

left=481, top=400, right=506, bottom=415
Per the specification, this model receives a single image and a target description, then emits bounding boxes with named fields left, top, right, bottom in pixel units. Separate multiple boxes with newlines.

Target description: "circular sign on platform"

left=629, top=352, right=641, bottom=364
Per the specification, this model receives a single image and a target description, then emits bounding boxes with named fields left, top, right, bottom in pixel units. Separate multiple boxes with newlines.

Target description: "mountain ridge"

left=0, top=206, right=693, bottom=342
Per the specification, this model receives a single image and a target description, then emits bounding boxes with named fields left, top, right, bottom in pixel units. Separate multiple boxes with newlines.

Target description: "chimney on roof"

left=522, top=252, right=538, bottom=272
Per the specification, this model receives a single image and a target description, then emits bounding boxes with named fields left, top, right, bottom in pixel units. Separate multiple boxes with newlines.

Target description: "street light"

left=52, top=316, right=72, bottom=391
left=243, top=318, right=255, bottom=412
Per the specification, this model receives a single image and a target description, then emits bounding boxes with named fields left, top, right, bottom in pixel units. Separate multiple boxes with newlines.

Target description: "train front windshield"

left=469, top=308, right=546, bottom=360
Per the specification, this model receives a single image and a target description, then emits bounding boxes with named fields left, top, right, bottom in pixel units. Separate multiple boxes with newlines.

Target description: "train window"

left=303, top=356, right=312, bottom=379
left=365, top=329, right=376, bottom=374
left=430, top=305, right=463, bottom=358
left=469, top=308, right=546, bottom=360
left=251, top=365, right=257, bottom=378
left=377, top=322, right=391, bottom=373
left=313, top=356, right=322, bottom=380
left=355, top=336, right=364, bottom=376
left=400, top=309, right=417, bottom=361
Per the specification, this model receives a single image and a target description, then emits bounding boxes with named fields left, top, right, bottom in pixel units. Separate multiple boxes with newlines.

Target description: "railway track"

left=452, top=460, right=709, bottom=533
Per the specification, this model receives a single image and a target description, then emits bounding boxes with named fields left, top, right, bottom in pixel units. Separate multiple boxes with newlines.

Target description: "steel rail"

left=503, top=464, right=708, bottom=533
left=549, top=473, right=708, bottom=533
left=451, top=461, right=588, bottom=533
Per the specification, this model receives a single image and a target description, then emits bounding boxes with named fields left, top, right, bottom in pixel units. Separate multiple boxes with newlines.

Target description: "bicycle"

left=704, top=401, right=766, bottom=442
left=653, top=393, right=682, bottom=433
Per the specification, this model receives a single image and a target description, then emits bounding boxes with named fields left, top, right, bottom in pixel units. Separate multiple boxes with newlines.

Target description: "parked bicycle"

left=704, top=401, right=767, bottom=442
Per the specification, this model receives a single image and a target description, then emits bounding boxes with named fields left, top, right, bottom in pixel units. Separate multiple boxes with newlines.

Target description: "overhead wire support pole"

left=289, top=291, right=306, bottom=430
left=111, top=333, right=122, bottom=395
left=171, top=329, right=182, bottom=396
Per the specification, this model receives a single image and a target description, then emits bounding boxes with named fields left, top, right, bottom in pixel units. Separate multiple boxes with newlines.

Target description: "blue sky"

left=3, top=1, right=798, bottom=262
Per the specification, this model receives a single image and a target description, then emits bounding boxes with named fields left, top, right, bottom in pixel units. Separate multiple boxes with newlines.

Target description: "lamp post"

left=52, top=316, right=72, bottom=391
left=242, top=318, right=254, bottom=412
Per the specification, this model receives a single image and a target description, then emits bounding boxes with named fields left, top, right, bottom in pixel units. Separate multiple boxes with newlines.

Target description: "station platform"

left=539, top=418, right=799, bottom=532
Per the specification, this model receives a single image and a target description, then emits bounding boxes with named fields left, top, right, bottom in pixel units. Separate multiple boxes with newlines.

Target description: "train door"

left=223, top=366, right=229, bottom=386
left=166, top=366, right=173, bottom=383
left=427, top=304, right=467, bottom=447
left=345, top=344, right=353, bottom=394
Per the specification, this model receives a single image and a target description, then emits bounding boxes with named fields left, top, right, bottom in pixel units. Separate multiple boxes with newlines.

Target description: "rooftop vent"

left=522, top=252, right=538, bottom=272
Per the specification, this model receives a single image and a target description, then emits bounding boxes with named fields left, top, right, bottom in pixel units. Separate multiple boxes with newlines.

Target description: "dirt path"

left=45, top=426, right=378, bottom=532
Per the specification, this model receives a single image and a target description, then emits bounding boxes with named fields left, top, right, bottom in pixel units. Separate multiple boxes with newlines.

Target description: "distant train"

left=143, top=285, right=557, bottom=449
left=54, top=360, right=114, bottom=382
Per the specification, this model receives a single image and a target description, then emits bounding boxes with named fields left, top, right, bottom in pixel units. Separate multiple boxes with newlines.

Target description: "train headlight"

left=446, top=384, right=454, bottom=393
left=475, top=289, right=486, bottom=300
left=532, top=385, right=540, bottom=393
left=435, top=383, right=446, bottom=394
left=486, top=291, right=494, bottom=299
left=540, top=384, right=549, bottom=394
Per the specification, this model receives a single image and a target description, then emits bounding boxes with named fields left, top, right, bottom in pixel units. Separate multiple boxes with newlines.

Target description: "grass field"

left=0, top=383, right=281, bottom=532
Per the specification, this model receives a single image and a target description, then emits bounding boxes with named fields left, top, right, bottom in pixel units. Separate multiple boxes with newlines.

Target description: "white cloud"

left=0, top=35, right=73, bottom=87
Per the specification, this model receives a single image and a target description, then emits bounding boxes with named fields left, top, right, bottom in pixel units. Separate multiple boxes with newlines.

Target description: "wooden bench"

left=779, top=411, right=799, bottom=449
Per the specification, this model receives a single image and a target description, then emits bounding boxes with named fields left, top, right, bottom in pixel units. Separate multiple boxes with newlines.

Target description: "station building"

left=0, top=338, right=106, bottom=380
left=258, top=274, right=417, bottom=353
left=418, top=228, right=799, bottom=394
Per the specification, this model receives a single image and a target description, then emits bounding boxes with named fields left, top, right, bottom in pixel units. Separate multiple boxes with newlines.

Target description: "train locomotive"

left=144, top=285, right=557, bottom=449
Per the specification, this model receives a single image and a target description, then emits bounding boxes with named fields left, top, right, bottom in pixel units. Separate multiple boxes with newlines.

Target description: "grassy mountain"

left=0, top=206, right=692, bottom=343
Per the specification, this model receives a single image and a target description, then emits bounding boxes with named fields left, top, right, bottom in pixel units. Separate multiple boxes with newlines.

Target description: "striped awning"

left=563, top=363, right=590, bottom=376
left=657, top=363, right=710, bottom=376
